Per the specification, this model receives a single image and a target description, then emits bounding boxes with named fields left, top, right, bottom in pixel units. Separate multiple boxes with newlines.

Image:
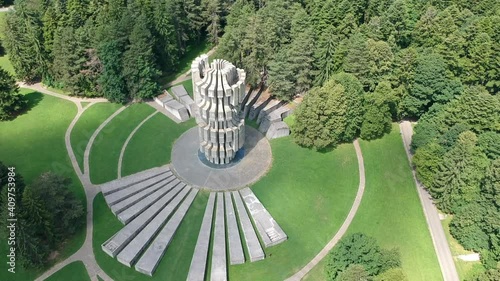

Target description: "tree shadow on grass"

left=13, top=91, right=44, bottom=118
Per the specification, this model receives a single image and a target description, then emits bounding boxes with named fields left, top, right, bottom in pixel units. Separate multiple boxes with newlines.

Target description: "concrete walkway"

left=117, top=111, right=159, bottom=178
left=284, top=139, right=366, bottom=281
left=399, top=121, right=459, bottom=281
left=30, top=86, right=116, bottom=281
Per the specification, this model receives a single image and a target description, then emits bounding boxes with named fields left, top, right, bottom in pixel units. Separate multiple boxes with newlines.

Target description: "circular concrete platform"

left=170, top=126, right=272, bottom=191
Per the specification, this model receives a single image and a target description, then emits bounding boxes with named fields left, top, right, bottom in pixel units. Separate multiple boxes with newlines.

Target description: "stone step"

left=111, top=175, right=177, bottom=215
left=224, top=192, right=245, bottom=265
left=211, top=193, right=227, bottom=281
left=239, top=188, right=287, bottom=247
left=135, top=189, right=199, bottom=276
left=100, top=166, right=170, bottom=195
left=101, top=183, right=186, bottom=258
left=105, top=171, right=173, bottom=206
left=117, top=178, right=182, bottom=224
left=117, top=185, right=191, bottom=267
left=186, top=193, right=216, bottom=281
left=231, top=191, right=265, bottom=262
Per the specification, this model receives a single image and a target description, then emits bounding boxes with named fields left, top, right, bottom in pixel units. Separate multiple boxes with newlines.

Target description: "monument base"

left=170, top=126, right=272, bottom=191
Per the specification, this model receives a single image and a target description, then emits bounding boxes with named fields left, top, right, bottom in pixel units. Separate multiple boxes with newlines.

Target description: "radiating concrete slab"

left=248, top=97, right=271, bottom=121
left=211, top=193, right=227, bottom=281
left=224, top=192, right=245, bottom=265
left=135, top=189, right=199, bottom=276
left=100, top=165, right=169, bottom=195
left=242, top=88, right=261, bottom=118
left=231, top=191, right=265, bottom=262
left=116, top=178, right=182, bottom=224
left=101, top=183, right=185, bottom=258
left=266, top=121, right=290, bottom=140
left=105, top=171, right=172, bottom=206
left=117, top=185, right=190, bottom=266
left=239, top=187, right=287, bottom=247
left=256, top=99, right=283, bottom=124
left=186, top=193, right=216, bottom=281
left=171, top=85, right=195, bottom=115
left=110, top=175, right=175, bottom=215
left=258, top=106, right=291, bottom=133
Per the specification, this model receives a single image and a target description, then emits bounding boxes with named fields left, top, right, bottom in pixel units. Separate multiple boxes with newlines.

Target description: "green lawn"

left=89, top=103, right=155, bottom=184
left=159, top=40, right=212, bottom=85
left=93, top=191, right=208, bottom=281
left=121, top=113, right=195, bottom=177
left=45, top=261, right=90, bottom=281
left=346, top=124, right=441, bottom=281
left=167, top=79, right=194, bottom=97
left=0, top=89, right=86, bottom=281
left=71, top=103, right=122, bottom=172
left=228, top=138, right=359, bottom=281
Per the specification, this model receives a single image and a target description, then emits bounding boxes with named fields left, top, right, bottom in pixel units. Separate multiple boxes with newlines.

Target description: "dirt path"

left=399, top=121, right=459, bottom=281
left=284, top=140, right=366, bottom=281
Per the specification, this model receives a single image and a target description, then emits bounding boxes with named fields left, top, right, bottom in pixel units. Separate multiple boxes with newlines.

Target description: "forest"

left=1, top=0, right=499, bottom=279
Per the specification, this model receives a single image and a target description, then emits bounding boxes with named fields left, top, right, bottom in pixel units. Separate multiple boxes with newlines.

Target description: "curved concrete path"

left=117, top=111, right=159, bottom=179
left=400, top=121, right=459, bottom=281
left=30, top=86, right=117, bottom=281
left=285, top=139, right=366, bottom=281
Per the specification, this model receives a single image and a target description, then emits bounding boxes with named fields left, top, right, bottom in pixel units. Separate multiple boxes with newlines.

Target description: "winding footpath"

left=28, top=85, right=118, bottom=281
left=285, top=140, right=366, bottom=281
left=400, top=121, right=459, bottom=281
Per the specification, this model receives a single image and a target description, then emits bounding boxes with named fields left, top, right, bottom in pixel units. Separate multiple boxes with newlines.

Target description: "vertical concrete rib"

left=187, top=193, right=216, bottom=281
left=210, top=193, right=227, bottom=281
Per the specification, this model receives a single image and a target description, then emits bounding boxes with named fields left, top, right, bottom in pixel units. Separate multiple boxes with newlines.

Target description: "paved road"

left=400, top=121, right=459, bottom=281
left=284, top=140, right=366, bottom=281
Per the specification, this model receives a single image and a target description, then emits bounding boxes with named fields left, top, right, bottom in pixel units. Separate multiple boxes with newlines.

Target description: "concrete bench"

left=135, top=189, right=199, bottom=276
left=100, top=166, right=169, bottom=195
left=225, top=192, right=244, bottom=265
left=101, top=184, right=186, bottom=258
left=116, top=178, right=182, bottom=224
left=116, top=185, right=190, bottom=267
left=232, top=191, right=265, bottom=262
left=210, top=193, right=227, bottom=281
left=105, top=171, right=173, bottom=206
left=187, top=193, right=216, bottom=281
left=110, top=175, right=175, bottom=215
left=239, top=188, right=287, bottom=247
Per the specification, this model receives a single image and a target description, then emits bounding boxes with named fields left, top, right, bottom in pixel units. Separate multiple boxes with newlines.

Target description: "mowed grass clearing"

left=89, top=103, right=155, bottom=184
left=347, top=124, right=442, bottom=281
left=93, top=191, right=208, bottom=281
left=0, top=89, right=86, bottom=281
left=121, top=113, right=195, bottom=177
left=71, top=103, right=122, bottom=171
left=229, top=137, right=359, bottom=281
left=45, top=261, right=90, bottom=281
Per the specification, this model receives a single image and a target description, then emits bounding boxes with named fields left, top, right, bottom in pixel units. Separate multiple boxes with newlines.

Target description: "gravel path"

left=284, top=139, right=366, bottom=281
left=399, top=121, right=459, bottom=281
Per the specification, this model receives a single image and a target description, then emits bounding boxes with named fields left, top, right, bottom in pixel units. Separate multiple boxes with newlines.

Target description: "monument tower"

left=191, top=55, right=246, bottom=165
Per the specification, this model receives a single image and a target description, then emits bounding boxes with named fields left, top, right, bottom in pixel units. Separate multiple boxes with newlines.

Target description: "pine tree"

left=0, top=67, right=26, bottom=120
left=122, top=14, right=160, bottom=100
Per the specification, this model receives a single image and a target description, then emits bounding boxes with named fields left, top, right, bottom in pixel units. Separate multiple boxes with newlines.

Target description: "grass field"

left=89, top=103, right=155, bottom=184
left=305, top=124, right=442, bottom=281
left=167, top=79, right=194, bottom=97
left=0, top=89, right=86, bottom=281
left=93, top=191, right=208, bottom=281
left=71, top=103, right=122, bottom=171
left=121, top=113, right=195, bottom=177
left=45, top=261, right=90, bottom=281
left=228, top=138, right=359, bottom=281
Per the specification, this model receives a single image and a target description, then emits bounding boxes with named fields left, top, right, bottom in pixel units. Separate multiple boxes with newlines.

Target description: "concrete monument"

left=191, top=55, right=246, bottom=165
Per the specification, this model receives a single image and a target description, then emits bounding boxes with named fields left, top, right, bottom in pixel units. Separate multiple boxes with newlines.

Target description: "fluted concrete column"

left=191, top=55, right=246, bottom=165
